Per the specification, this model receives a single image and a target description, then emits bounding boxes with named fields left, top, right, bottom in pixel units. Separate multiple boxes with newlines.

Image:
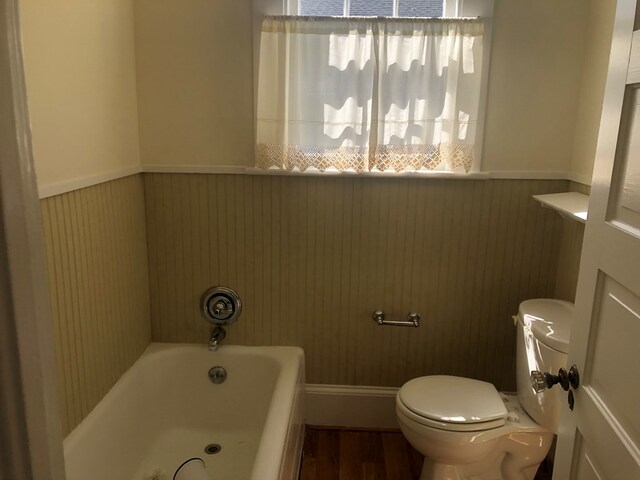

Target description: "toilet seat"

left=397, top=376, right=508, bottom=432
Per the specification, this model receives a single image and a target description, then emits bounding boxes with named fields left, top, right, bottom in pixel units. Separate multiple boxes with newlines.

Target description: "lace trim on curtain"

left=256, top=144, right=474, bottom=173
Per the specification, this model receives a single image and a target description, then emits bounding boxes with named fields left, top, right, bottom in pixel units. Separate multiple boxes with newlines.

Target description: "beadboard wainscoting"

left=144, top=174, right=568, bottom=392
left=40, top=175, right=151, bottom=435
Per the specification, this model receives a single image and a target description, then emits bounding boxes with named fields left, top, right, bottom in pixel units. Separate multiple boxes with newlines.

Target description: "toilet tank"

left=515, top=299, right=574, bottom=433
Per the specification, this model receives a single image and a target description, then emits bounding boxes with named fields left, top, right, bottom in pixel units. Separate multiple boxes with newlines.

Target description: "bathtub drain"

left=204, top=443, right=222, bottom=455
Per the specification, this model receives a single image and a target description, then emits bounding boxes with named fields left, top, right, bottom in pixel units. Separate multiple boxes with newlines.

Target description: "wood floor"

left=299, top=427, right=553, bottom=480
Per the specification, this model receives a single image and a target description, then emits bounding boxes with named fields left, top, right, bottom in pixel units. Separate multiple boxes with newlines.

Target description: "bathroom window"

left=298, top=0, right=446, bottom=17
left=255, top=1, right=492, bottom=174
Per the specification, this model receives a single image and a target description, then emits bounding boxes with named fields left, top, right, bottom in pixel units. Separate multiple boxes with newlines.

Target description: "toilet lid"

left=398, top=376, right=507, bottom=428
left=518, top=299, right=574, bottom=353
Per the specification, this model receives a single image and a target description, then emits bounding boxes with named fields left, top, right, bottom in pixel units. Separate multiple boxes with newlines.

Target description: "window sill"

left=142, top=165, right=583, bottom=182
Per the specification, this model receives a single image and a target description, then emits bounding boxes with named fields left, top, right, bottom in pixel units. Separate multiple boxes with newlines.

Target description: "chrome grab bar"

left=372, top=310, right=420, bottom=327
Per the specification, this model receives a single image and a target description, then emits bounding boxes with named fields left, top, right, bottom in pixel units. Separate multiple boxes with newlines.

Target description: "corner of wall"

left=569, top=0, right=617, bottom=185
left=553, top=182, right=590, bottom=303
left=21, top=0, right=143, bottom=191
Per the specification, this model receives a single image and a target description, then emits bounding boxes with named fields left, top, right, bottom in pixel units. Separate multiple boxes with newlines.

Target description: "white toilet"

left=396, top=299, right=573, bottom=480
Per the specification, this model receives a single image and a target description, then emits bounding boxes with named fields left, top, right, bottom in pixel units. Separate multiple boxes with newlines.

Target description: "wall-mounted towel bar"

left=372, top=310, right=420, bottom=327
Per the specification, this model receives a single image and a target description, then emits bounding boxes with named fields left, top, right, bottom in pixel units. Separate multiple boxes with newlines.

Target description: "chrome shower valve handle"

left=201, top=286, right=242, bottom=351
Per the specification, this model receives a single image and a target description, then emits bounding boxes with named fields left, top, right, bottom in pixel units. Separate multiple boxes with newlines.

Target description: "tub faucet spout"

left=209, top=326, right=226, bottom=351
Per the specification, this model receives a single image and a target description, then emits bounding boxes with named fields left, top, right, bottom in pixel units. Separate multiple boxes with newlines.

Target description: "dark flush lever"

left=530, top=368, right=570, bottom=393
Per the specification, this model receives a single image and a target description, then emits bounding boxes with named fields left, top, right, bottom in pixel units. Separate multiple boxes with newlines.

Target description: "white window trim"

left=289, top=0, right=460, bottom=17
left=252, top=0, right=494, bottom=174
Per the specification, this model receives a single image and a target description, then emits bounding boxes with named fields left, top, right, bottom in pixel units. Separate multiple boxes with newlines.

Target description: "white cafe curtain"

left=256, top=16, right=484, bottom=173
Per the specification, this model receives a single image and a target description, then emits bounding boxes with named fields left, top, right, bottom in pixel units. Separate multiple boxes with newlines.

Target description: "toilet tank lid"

left=518, top=299, right=574, bottom=353
left=398, top=376, right=507, bottom=425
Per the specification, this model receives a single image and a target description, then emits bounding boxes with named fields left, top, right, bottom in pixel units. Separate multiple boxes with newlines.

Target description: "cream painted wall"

left=21, top=0, right=141, bottom=188
left=482, top=0, right=590, bottom=173
left=570, top=0, right=616, bottom=184
left=134, top=0, right=255, bottom=167
left=133, top=0, right=599, bottom=175
left=21, top=0, right=612, bottom=182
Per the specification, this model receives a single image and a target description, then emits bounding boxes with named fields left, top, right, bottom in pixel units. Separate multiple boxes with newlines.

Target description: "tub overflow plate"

left=208, top=366, right=227, bottom=384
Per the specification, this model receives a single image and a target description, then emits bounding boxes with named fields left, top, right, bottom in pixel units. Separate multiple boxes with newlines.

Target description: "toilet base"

left=419, top=457, right=543, bottom=480
left=416, top=432, right=551, bottom=480
left=419, top=460, right=464, bottom=480
left=397, top=392, right=554, bottom=480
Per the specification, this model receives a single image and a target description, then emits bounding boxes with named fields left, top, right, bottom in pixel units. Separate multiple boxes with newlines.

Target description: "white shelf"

left=532, top=192, right=589, bottom=223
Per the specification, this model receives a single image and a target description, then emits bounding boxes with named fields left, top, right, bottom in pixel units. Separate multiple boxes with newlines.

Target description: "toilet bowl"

left=396, top=299, right=573, bottom=480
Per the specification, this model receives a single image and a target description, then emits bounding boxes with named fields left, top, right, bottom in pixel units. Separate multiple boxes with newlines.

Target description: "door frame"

left=0, top=0, right=66, bottom=478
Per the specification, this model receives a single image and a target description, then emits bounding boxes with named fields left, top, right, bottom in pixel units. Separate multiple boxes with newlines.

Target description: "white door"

left=553, top=0, right=640, bottom=478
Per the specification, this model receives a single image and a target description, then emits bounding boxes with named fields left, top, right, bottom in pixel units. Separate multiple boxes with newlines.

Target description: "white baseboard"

left=305, top=384, right=399, bottom=429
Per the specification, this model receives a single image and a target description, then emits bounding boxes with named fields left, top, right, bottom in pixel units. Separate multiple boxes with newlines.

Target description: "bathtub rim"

left=63, top=342, right=305, bottom=480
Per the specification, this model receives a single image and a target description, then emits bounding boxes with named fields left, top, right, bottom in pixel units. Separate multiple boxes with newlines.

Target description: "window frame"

left=291, top=0, right=457, bottom=18
left=251, top=0, right=495, bottom=175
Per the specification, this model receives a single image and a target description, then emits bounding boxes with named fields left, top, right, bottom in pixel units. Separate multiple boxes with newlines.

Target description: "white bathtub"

left=63, top=344, right=305, bottom=480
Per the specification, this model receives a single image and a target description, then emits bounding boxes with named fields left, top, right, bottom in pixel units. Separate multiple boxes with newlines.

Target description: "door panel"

left=608, top=85, right=640, bottom=230
left=571, top=434, right=606, bottom=480
left=601, top=226, right=640, bottom=293
left=585, top=275, right=640, bottom=447
left=572, top=396, right=640, bottom=480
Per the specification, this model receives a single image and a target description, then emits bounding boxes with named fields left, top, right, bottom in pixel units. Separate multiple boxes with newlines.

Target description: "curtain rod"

left=264, top=15, right=481, bottom=22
